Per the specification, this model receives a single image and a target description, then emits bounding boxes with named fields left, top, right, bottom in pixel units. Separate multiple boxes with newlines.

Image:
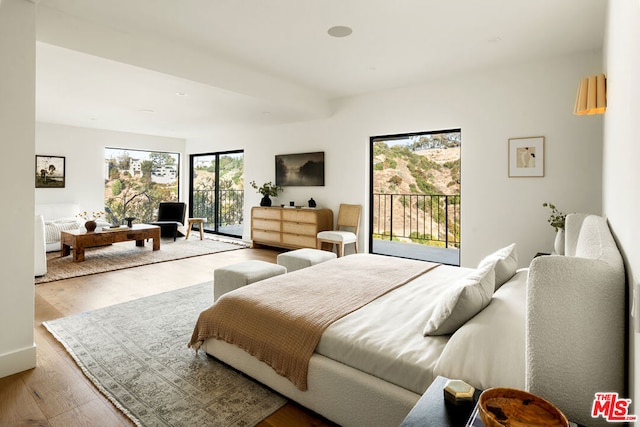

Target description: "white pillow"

left=478, top=243, right=518, bottom=291
left=433, top=270, right=528, bottom=390
left=423, top=262, right=496, bottom=336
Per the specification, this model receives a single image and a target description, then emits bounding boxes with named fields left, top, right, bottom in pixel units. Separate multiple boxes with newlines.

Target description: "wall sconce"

left=574, top=74, right=606, bottom=115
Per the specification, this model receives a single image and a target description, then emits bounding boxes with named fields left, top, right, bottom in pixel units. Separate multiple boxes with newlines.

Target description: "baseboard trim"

left=0, top=344, right=36, bottom=378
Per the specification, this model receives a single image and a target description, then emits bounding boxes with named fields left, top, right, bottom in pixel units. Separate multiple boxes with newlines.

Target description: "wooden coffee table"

left=60, top=224, right=161, bottom=262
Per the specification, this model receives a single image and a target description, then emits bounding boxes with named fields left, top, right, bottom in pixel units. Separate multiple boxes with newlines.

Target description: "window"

left=104, top=147, right=180, bottom=225
left=370, top=129, right=461, bottom=265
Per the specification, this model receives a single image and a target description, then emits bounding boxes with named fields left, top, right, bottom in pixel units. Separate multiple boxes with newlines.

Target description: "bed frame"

left=204, top=213, right=625, bottom=427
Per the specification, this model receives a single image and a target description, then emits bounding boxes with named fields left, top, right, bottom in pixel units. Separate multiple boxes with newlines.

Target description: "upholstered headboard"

left=526, top=214, right=625, bottom=427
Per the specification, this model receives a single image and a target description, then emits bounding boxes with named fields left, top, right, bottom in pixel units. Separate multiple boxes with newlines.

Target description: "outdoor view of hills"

left=372, top=132, right=461, bottom=248
left=104, top=148, right=180, bottom=225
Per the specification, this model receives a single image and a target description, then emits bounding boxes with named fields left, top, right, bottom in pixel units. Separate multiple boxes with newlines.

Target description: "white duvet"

left=316, top=264, right=473, bottom=394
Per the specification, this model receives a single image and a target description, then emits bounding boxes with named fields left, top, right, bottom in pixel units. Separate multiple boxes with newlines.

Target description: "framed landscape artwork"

left=35, top=155, right=66, bottom=188
left=508, top=136, right=545, bottom=177
left=275, top=151, right=325, bottom=186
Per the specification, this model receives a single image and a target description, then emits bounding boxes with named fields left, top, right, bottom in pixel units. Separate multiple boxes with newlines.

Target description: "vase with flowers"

left=77, top=211, right=105, bottom=232
left=250, top=180, right=283, bottom=207
left=542, top=202, right=566, bottom=255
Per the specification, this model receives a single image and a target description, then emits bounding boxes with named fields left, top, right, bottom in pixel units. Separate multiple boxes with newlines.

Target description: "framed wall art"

left=508, top=136, right=544, bottom=177
left=275, top=151, right=325, bottom=186
left=35, top=155, right=66, bottom=188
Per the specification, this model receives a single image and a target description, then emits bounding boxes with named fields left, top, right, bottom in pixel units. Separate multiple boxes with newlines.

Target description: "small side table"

left=400, top=376, right=481, bottom=427
left=185, top=218, right=206, bottom=240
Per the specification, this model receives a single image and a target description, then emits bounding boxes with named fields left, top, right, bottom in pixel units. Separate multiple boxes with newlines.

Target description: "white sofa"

left=34, top=203, right=110, bottom=278
left=34, top=214, right=47, bottom=277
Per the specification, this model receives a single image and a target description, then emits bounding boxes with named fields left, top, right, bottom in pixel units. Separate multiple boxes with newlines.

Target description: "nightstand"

left=400, top=376, right=481, bottom=427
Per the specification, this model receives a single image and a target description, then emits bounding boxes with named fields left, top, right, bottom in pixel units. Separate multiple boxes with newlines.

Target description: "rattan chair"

left=316, top=204, right=361, bottom=257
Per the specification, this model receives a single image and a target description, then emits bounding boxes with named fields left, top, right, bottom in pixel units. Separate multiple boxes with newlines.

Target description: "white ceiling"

left=34, top=0, right=607, bottom=140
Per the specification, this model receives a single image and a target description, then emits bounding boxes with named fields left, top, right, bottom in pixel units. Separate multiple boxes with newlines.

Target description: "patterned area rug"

left=36, top=237, right=248, bottom=284
left=44, top=282, right=287, bottom=426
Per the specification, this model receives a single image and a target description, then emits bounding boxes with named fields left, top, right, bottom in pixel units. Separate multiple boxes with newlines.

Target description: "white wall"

left=0, top=0, right=37, bottom=378
left=602, top=0, right=640, bottom=412
left=35, top=122, right=186, bottom=214
left=188, top=52, right=604, bottom=268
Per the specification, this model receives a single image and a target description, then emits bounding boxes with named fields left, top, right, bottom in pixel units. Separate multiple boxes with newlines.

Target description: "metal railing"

left=191, top=189, right=244, bottom=233
left=372, top=193, right=460, bottom=248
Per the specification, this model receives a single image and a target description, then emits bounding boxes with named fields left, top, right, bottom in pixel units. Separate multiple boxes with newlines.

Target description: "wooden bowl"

left=478, top=388, right=569, bottom=427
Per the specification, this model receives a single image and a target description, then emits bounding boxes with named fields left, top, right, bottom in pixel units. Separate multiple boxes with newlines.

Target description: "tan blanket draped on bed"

left=188, top=253, right=439, bottom=390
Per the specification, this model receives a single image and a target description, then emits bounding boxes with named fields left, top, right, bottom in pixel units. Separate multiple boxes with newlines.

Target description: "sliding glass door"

left=189, top=150, right=244, bottom=238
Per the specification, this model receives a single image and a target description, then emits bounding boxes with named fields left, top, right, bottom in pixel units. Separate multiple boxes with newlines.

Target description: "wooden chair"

left=316, top=204, right=361, bottom=257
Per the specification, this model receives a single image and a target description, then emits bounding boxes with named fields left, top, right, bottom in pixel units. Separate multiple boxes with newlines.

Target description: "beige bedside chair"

left=317, top=204, right=361, bottom=257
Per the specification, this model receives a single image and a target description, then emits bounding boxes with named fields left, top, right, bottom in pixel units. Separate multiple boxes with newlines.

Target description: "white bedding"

left=317, top=264, right=472, bottom=394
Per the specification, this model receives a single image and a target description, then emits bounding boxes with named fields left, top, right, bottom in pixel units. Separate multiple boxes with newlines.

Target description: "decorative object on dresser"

left=308, top=197, right=316, bottom=207
left=251, top=206, right=333, bottom=250
left=250, top=180, right=283, bottom=207
left=316, top=203, right=361, bottom=257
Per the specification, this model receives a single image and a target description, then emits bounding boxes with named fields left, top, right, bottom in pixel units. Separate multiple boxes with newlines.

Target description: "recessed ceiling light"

left=488, top=36, right=502, bottom=43
left=176, top=92, right=188, bottom=97
left=328, top=26, right=353, bottom=38
left=138, top=109, right=156, bottom=113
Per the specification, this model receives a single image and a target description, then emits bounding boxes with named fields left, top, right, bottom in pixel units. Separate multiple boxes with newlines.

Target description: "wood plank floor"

left=0, top=245, right=336, bottom=427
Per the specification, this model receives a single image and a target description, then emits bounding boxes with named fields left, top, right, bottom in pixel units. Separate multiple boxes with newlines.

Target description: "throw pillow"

left=423, top=262, right=496, bottom=336
left=477, top=243, right=518, bottom=291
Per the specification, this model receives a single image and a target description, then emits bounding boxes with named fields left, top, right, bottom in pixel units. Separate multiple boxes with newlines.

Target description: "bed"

left=189, top=213, right=625, bottom=427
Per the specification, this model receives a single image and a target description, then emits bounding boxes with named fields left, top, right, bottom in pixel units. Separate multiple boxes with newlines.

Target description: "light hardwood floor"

left=0, top=245, right=335, bottom=427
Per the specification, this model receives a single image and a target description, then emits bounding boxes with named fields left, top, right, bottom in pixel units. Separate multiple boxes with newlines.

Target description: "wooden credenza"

left=251, top=206, right=333, bottom=250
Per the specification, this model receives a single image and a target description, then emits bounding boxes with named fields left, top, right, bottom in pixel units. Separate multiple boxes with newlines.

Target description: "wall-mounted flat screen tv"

left=275, top=151, right=325, bottom=186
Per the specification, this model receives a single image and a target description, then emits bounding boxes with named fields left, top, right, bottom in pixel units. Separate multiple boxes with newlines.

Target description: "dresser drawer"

left=282, top=233, right=317, bottom=248
left=252, top=207, right=281, bottom=220
left=252, top=229, right=281, bottom=244
left=253, top=218, right=281, bottom=232
left=282, top=209, right=316, bottom=223
left=282, top=221, right=317, bottom=236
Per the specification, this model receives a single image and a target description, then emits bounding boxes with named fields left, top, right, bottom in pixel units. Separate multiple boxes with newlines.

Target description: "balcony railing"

left=191, top=189, right=244, bottom=236
left=372, top=193, right=460, bottom=249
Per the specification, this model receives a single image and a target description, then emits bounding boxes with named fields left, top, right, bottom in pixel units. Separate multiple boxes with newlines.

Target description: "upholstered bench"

left=276, top=248, right=337, bottom=273
left=213, top=260, right=286, bottom=301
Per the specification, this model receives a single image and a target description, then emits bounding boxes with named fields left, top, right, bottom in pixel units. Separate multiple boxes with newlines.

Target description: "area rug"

left=36, top=237, right=248, bottom=284
left=43, top=282, right=287, bottom=426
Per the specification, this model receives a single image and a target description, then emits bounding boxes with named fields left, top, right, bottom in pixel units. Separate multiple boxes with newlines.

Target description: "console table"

left=60, top=224, right=160, bottom=262
left=251, top=206, right=333, bottom=250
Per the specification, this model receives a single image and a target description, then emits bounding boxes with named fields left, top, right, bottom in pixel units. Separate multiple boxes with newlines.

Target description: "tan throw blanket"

left=188, top=253, right=439, bottom=390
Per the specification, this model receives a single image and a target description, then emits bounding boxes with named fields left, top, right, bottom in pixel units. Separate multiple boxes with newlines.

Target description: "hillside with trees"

left=372, top=133, right=460, bottom=248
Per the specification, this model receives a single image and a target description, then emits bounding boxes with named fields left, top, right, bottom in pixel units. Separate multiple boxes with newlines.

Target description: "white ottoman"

left=213, top=260, right=286, bottom=301
left=277, top=248, right=337, bottom=273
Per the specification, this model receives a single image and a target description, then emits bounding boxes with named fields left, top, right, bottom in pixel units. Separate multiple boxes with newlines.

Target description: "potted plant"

left=250, top=180, right=283, bottom=207
left=542, top=202, right=566, bottom=254
left=77, top=210, right=105, bottom=232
